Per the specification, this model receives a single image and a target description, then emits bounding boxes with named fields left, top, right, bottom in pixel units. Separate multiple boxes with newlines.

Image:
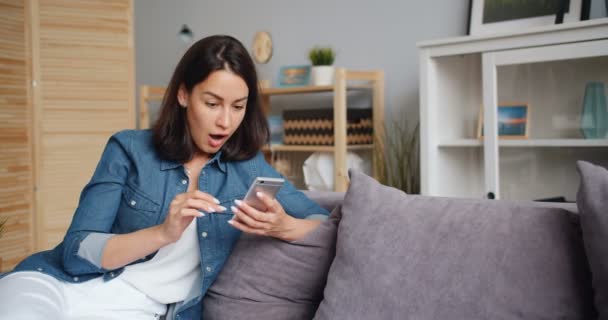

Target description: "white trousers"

left=0, top=271, right=167, bottom=320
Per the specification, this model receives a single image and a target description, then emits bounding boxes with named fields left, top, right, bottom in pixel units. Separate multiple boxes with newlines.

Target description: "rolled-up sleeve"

left=61, top=131, right=131, bottom=276
left=256, top=152, right=329, bottom=219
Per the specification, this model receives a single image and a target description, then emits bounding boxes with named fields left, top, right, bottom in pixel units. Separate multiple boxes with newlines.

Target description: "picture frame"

left=467, top=0, right=583, bottom=36
left=477, top=103, right=530, bottom=139
left=277, top=65, right=311, bottom=87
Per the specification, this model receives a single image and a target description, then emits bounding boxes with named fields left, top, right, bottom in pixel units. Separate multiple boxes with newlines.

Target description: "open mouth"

left=210, top=134, right=227, bottom=141
left=208, top=133, right=228, bottom=148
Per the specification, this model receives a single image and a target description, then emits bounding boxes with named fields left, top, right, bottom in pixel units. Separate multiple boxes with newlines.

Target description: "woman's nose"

left=216, top=108, right=230, bottom=128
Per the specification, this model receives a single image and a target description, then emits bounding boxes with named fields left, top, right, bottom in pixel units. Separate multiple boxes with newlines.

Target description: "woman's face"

left=178, top=70, right=249, bottom=157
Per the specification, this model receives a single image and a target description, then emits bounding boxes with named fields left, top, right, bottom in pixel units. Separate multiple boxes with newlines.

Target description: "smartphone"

left=243, top=177, right=285, bottom=211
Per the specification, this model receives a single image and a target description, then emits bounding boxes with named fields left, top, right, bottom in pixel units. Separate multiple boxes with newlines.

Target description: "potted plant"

left=308, top=47, right=336, bottom=86
left=374, top=113, right=420, bottom=194
left=0, top=218, right=6, bottom=271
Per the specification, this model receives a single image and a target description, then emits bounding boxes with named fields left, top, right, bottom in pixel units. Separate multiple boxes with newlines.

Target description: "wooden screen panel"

left=0, top=0, right=35, bottom=271
left=36, top=0, right=135, bottom=249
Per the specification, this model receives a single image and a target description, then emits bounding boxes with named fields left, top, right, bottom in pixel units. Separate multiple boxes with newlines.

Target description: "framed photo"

left=468, top=0, right=583, bottom=36
left=277, top=65, right=311, bottom=87
left=477, top=103, right=530, bottom=139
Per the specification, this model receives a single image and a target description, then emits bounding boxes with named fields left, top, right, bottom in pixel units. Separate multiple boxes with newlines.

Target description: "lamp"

left=178, top=24, right=193, bottom=43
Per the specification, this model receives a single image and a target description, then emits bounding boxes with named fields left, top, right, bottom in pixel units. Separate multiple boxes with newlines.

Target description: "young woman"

left=0, top=35, right=329, bottom=319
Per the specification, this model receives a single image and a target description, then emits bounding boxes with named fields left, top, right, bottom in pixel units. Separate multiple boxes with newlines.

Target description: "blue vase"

left=580, top=82, right=608, bottom=139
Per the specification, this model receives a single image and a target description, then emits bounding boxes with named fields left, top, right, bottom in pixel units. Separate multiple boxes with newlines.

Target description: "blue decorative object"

left=268, top=115, right=284, bottom=144
left=580, top=81, right=608, bottom=139
left=277, top=65, right=311, bottom=87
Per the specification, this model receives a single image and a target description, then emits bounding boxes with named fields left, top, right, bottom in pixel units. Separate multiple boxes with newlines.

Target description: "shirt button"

left=201, top=232, right=208, bottom=238
left=206, top=266, right=212, bottom=272
left=73, top=277, right=79, bottom=282
left=181, top=179, right=187, bottom=185
left=130, top=200, right=136, bottom=206
left=110, top=272, right=115, bottom=277
left=37, top=267, right=43, bottom=272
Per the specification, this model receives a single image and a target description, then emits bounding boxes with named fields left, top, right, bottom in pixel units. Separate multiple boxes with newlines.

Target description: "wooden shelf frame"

left=261, top=68, right=385, bottom=192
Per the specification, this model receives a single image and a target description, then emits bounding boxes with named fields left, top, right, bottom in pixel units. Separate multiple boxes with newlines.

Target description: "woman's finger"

left=231, top=205, right=268, bottom=230
left=184, top=198, right=226, bottom=213
left=180, top=208, right=205, bottom=218
left=234, top=200, right=271, bottom=223
left=190, top=190, right=220, bottom=205
left=228, top=218, right=266, bottom=236
left=255, top=192, right=280, bottom=213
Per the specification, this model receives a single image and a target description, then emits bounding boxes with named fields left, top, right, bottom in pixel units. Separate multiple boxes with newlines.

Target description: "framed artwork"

left=468, top=0, right=583, bottom=36
left=478, top=103, right=530, bottom=139
left=277, top=65, right=311, bottom=87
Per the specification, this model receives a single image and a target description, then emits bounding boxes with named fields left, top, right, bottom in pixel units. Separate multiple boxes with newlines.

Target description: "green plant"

left=375, top=115, right=420, bottom=194
left=308, top=47, right=335, bottom=66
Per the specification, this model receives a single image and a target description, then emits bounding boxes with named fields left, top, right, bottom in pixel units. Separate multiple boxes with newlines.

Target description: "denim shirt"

left=8, top=129, right=329, bottom=319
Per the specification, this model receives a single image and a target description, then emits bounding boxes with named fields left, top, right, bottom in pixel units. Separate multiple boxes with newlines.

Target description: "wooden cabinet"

left=0, top=0, right=135, bottom=271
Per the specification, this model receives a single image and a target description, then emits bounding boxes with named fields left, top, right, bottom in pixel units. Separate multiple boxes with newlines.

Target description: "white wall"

left=135, top=0, right=470, bottom=124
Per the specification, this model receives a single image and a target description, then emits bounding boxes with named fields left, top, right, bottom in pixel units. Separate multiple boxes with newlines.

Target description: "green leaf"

left=308, top=47, right=335, bottom=66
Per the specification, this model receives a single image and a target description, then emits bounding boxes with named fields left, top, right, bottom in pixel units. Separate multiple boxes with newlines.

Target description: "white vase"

left=311, top=66, right=335, bottom=86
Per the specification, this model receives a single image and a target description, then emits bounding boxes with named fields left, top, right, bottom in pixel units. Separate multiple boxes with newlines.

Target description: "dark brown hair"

left=153, top=35, right=268, bottom=162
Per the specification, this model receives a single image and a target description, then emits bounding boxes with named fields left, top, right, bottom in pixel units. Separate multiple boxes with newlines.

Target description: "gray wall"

left=135, top=0, right=470, bottom=125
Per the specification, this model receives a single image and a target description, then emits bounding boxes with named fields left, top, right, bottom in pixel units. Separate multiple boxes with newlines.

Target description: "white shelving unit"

left=418, top=18, right=608, bottom=201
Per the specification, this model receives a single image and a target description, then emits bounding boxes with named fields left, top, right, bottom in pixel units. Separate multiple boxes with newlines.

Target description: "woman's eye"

left=234, top=105, right=245, bottom=110
left=206, top=102, right=219, bottom=108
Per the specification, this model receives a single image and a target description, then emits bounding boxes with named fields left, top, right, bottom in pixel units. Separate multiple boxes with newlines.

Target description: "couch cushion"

left=202, top=206, right=340, bottom=320
left=302, top=190, right=344, bottom=212
left=314, top=170, right=594, bottom=319
left=577, top=160, right=608, bottom=319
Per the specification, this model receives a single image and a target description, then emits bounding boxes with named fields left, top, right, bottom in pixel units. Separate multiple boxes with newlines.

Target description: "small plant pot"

left=311, top=66, right=335, bottom=86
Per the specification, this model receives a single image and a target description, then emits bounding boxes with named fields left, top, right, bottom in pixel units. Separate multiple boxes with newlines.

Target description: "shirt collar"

left=160, top=151, right=227, bottom=173
left=208, top=151, right=227, bottom=173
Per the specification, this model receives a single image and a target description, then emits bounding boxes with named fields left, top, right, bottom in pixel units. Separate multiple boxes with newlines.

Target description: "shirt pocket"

left=216, top=194, right=243, bottom=217
left=116, top=183, right=161, bottom=232
left=215, top=194, right=243, bottom=240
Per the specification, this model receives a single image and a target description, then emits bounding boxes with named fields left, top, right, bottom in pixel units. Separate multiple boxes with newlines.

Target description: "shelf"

left=438, top=139, right=482, bottom=147
left=499, top=139, right=608, bottom=147
left=260, top=84, right=371, bottom=96
left=438, top=139, right=608, bottom=148
left=263, top=144, right=374, bottom=152
left=261, top=85, right=334, bottom=95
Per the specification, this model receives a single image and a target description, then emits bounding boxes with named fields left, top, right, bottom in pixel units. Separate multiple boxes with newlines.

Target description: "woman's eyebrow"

left=202, top=91, right=224, bottom=100
left=202, top=91, right=248, bottom=102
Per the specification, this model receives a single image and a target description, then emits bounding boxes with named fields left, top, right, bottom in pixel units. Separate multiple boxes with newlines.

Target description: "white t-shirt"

left=120, top=219, right=201, bottom=304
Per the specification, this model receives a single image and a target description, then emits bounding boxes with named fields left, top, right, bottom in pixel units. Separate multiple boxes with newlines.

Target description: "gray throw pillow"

left=202, top=206, right=340, bottom=320
left=577, top=160, right=608, bottom=319
left=314, top=170, right=594, bottom=319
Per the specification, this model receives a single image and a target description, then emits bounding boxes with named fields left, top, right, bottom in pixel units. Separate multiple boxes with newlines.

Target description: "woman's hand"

left=228, top=192, right=320, bottom=242
left=159, top=190, right=226, bottom=244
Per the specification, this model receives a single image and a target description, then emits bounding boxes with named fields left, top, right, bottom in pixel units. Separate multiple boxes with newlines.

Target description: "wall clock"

left=252, top=31, right=273, bottom=64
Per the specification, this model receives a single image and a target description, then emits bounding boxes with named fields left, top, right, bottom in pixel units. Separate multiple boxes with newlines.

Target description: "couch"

left=203, top=161, right=608, bottom=320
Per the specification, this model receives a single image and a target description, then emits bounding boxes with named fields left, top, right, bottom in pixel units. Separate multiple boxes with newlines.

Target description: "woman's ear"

left=177, top=84, right=188, bottom=108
